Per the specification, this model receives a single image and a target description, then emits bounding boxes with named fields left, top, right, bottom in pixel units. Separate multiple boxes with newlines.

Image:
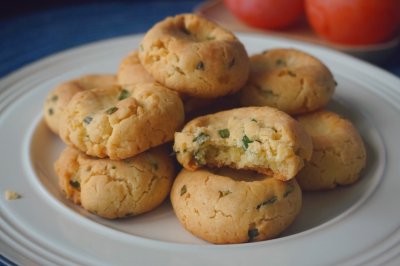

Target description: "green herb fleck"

left=276, top=59, right=286, bottom=66
left=118, top=89, right=130, bottom=100
left=248, top=228, right=259, bottom=241
left=256, top=196, right=277, bottom=209
left=207, top=35, right=215, bottom=40
left=105, top=106, right=118, bottom=115
left=193, top=132, right=209, bottom=145
left=111, top=165, right=116, bottom=170
left=180, top=185, right=187, bottom=196
left=194, top=150, right=206, bottom=165
left=251, top=118, right=257, bottom=123
left=48, top=108, right=54, bottom=115
left=196, top=61, right=205, bottom=70
left=83, top=116, right=93, bottom=125
left=51, top=95, right=58, bottom=102
left=283, top=183, right=294, bottom=197
left=218, top=129, right=230, bottom=138
left=228, top=58, right=235, bottom=69
left=69, top=180, right=80, bottom=189
left=242, top=135, right=253, bottom=150
left=219, top=190, right=232, bottom=198
left=288, top=70, right=296, bottom=77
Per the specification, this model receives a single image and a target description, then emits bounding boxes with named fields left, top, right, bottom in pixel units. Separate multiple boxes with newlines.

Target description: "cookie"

left=295, top=110, right=367, bottom=191
left=117, top=51, right=155, bottom=86
left=44, top=74, right=116, bottom=134
left=59, top=82, right=184, bottom=160
left=55, top=145, right=175, bottom=219
left=239, top=48, right=336, bottom=115
left=117, top=50, right=215, bottom=114
left=170, top=168, right=302, bottom=244
left=174, top=106, right=313, bottom=181
left=139, top=13, right=250, bottom=98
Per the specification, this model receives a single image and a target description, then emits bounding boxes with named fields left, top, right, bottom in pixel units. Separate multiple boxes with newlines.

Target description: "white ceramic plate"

left=1, top=33, right=400, bottom=266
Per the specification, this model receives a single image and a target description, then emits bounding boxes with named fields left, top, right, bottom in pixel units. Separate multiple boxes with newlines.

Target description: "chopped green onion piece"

left=180, top=185, right=187, bottom=196
left=256, top=196, right=277, bottom=209
left=218, top=129, right=230, bottom=138
left=69, top=180, right=80, bottom=189
left=219, top=190, right=232, bottom=198
left=196, top=61, right=205, bottom=70
left=118, top=89, right=130, bottom=100
left=248, top=228, right=259, bottom=241
left=83, top=116, right=93, bottom=125
left=193, top=132, right=209, bottom=144
left=48, top=108, right=54, bottom=115
left=242, top=135, right=253, bottom=150
left=105, top=106, right=118, bottom=115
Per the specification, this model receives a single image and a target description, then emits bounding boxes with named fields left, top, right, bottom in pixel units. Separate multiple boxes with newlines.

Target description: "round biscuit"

left=139, top=13, right=250, bottom=98
left=59, top=82, right=185, bottom=160
left=170, top=168, right=302, bottom=244
left=55, top=145, right=175, bottom=219
left=296, top=110, right=367, bottom=191
left=174, top=106, right=313, bottom=181
left=239, top=48, right=336, bottom=115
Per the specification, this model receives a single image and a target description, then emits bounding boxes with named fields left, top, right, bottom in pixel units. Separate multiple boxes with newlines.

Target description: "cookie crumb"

left=5, top=190, right=21, bottom=200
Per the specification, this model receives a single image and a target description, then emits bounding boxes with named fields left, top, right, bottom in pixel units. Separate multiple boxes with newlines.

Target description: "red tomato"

left=223, top=0, right=304, bottom=30
left=305, top=0, right=400, bottom=45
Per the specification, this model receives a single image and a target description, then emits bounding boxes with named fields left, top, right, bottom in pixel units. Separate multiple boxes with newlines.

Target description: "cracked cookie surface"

left=239, top=48, right=336, bottom=115
left=44, top=74, right=116, bottom=135
left=139, top=13, right=250, bottom=98
left=59, top=82, right=184, bottom=160
left=295, top=110, right=367, bottom=191
left=55, top=145, right=175, bottom=219
left=170, top=168, right=302, bottom=244
left=174, top=106, right=313, bottom=181
left=117, top=50, right=216, bottom=115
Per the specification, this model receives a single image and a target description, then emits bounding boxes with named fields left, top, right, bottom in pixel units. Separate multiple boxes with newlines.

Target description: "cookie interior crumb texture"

left=174, top=106, right=312, bottom=181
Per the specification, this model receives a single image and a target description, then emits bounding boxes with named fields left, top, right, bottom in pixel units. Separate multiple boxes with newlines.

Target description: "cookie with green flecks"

left=239, top=48, right=336, bottom=115
left=44, top=74, right=116, bottom=135
left=138, top=13, right=250, bottom=98
left=170, top=167, right=302, bottom=244
left=55, top=145, right=175, bottom=219
left=173, top=106, right=313, bottom=181
left=59, top=82, right=184, bottom=160
left=295, top=110, right=367, bottom=191
left=117, top=50, right=216, bottom=115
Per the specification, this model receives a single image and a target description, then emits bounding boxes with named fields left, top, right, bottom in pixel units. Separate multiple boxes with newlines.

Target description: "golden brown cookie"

left=59, top=82, right=184, bottom=160
left=55, top=145, right=175, bottom=219
left=295, top=110, right=367, bottom=191
left=44, top=74, right=116, bottom=134
left=117, top=51, right=155, bottom=86
left=139, top=13, right=250, bottom=98
left=117, top=50, right=216, bottom=114
left=239, top=48, right=336, bottom=115
left=173, top=106, right=313, bottom=181
left=170, top=168, right=302, bottom=244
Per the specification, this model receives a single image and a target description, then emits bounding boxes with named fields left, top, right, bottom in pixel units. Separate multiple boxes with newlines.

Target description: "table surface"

left=1, top=0, right=400, bottom=80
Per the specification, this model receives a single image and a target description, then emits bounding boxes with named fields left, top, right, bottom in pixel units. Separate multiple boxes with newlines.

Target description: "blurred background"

left=1, top=0, right=399, bottom=78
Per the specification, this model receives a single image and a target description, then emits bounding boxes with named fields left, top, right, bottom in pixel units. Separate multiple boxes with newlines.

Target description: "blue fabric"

left=0, top=1, right=204, bottom=78
left=1, top=0, right=400, bottom=79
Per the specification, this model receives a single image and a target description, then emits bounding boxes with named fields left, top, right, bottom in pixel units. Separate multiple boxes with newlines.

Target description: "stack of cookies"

left=44, top=13, right=366, bottom=244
